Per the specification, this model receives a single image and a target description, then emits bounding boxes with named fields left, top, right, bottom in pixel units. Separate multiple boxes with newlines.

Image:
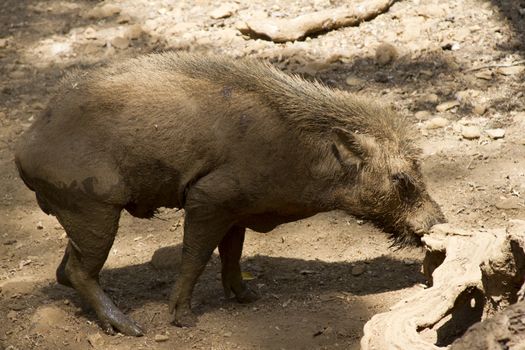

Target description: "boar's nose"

left=408, top=211, right=446, bottom=236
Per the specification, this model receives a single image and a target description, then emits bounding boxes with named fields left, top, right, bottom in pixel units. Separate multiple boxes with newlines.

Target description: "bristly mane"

left=81, top=52, right=420, bottom=158
left=154, top=52, right=417, bottom=157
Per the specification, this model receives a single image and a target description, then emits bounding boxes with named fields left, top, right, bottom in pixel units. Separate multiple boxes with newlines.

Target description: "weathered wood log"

left=361, top=220, right=525, bottom=350
left=449, top=298, right=525, bottom=350
left=239, top=0, right=396, bottom=43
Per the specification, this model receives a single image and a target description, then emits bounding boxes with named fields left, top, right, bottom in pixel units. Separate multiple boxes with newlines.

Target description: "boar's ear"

left=331, top=127, right=378, bottom=168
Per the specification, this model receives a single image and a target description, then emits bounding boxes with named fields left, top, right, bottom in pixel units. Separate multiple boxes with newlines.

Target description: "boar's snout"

left=401, top=197, right=446, bottom=244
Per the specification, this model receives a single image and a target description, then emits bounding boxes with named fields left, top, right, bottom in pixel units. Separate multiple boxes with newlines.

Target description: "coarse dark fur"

left=14, top=52, right=444, bottom=335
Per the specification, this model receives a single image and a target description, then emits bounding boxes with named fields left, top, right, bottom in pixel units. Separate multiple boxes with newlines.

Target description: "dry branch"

left=239, top=0, right=397, bottom=43
left=361, top=220, right=525, bottom=350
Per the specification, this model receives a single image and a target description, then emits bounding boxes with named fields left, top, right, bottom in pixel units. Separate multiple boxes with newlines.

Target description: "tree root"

left=361, top=220, right=525, bottom=350
left=239, top=0, right=397, bottom=43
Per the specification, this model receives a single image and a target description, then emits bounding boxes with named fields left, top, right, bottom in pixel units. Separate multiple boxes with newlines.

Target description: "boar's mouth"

left=387, top=226, right=424, bottom=248
left=383, top=214, right=446, bottom=248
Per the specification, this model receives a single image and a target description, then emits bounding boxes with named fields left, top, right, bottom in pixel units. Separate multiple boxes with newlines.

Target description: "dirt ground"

left=1, top=0, right=525, bottom=349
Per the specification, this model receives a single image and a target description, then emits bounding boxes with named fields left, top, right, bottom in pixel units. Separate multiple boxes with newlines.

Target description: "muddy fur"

left=14, top=52, right=444, bottom=334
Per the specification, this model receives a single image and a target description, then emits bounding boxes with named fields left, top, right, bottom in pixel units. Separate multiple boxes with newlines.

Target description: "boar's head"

left=331, top=126, right=445, bottom=246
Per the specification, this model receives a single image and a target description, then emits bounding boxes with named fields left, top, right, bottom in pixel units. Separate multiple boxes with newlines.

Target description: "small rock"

left=10, top=70, right=25, bottom=79
left=436, top=100, right=460, bottom=112
left=415, top=111, right=432, bottom=121
left=125, top=24, right=143, bottom=40
left=473, top=103, right=487, bottom=115
left=117, top=14, right=132, bottom=24
left=87, top=333, right=105, bottom=348
left=110, top=36, right=129, bottom=49
left=419, top=93, right=439, bottom=104
left=375, top=43, right=398, bottom=66
left=36, top=221, right=44, bottom=230
left=485, top=128, right=505, bottom=139
left=154, top=334, right=169, bottom=342
left=497, top=66, right=525, bottom=76
left=10, top=302, right=26, bottom=311
left=419, top=70, right=433, bottom=78
left=461, top=126, right=481, bottom=139
left=495, top=197, right=522, bottom=210
left=351, top=265, right=366, bottom=276
left=209, top=3, right=238, bottom=19
left=7, top=310, right=17, bottom=320
left=345, top=76, right=364, bottom=87
left=84, top=27, right=98, bottom=39
left=87, top=4, right=121, bottom=19
left=425, top=117, right=449, bottom=129
left=474, top=70, right=493, bottom=80
left=223, top=331, right=232, bottom=337
left=0, top=38, right=8, bottom=48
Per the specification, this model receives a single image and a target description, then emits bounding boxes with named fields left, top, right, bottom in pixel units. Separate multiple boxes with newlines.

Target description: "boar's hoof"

left=99, top=309, right=145, bottom=336
left=235, top=286, right=259, bottom=304
left=171, top=307, right=197, bottom=328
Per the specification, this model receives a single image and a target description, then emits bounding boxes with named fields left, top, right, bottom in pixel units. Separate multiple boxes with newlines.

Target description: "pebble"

left=474, top=70, right=492, bottom=80
left=110, top=36, right=130, bottom=49
left=0, top=38, right=8, bottom=49
left=125, top=24, right=143, bottom=40
left=485, top=128, right=505, bottom=139
left=495, top=197, right=522, bottom=210
left=415, top=111, right=432, bottom=121
left=117, top=14, right=132, bottom=24
left=154, top=334, right=169, bottom=342
left=425, top=117, right=449, bottom=129
left=436, top=100, right=460, bottom=112
left=461, top=126, right=481, bottom=139
left=7, top=310, right=17, bottom=320
left=497, top=66, right=525, bottom=76
left=351, top=265, right=366, bottom=276
left=36, top=221, right=44, bottom=230
left=473, top=103, right=487, bottom=115
left=375, top=43, right=398, bottom=65
left=87, top=4, right=121, bottom=19
left=10, top=302, right=26, bottom=311
left=87, top=333, right=105, bottom=348
left=419, top=93, right=439, bottom=104
left=84, top=27, right=98, bottom=39
left=223, top=331, right=233, bottom=337
left=345, top=76, right=364, bottom=87
left=10, top=70, right=25, bottom=79
left=209, top=3, right=238, bottom=19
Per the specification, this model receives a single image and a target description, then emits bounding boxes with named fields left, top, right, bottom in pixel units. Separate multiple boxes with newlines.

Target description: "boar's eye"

left=392, top=172, right=417, bottom=195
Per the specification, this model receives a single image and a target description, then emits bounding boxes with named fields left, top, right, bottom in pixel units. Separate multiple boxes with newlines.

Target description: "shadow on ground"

left=36, top=243, right=424, bottom=324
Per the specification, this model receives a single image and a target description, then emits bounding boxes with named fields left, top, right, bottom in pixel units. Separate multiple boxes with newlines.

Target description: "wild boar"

left=15, top=52, right=445, bottom=336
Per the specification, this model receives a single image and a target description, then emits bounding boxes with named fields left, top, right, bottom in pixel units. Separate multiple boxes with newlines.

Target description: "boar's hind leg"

left=54, top=202, right=144, bottom=336
left=219, top=226, right=258, bottom=303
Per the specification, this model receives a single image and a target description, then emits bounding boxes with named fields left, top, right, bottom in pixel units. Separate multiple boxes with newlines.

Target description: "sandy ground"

left=1, top=0, right=525, bottom=349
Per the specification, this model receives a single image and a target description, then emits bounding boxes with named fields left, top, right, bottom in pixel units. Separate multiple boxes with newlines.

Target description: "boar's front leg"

left=169, top=207, right=233, bottom=327
left=54, top=202, right=144, bottom=336
left=169, top=173, right=244, bottom=327
left=219, top=226, right=258, bottom=303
